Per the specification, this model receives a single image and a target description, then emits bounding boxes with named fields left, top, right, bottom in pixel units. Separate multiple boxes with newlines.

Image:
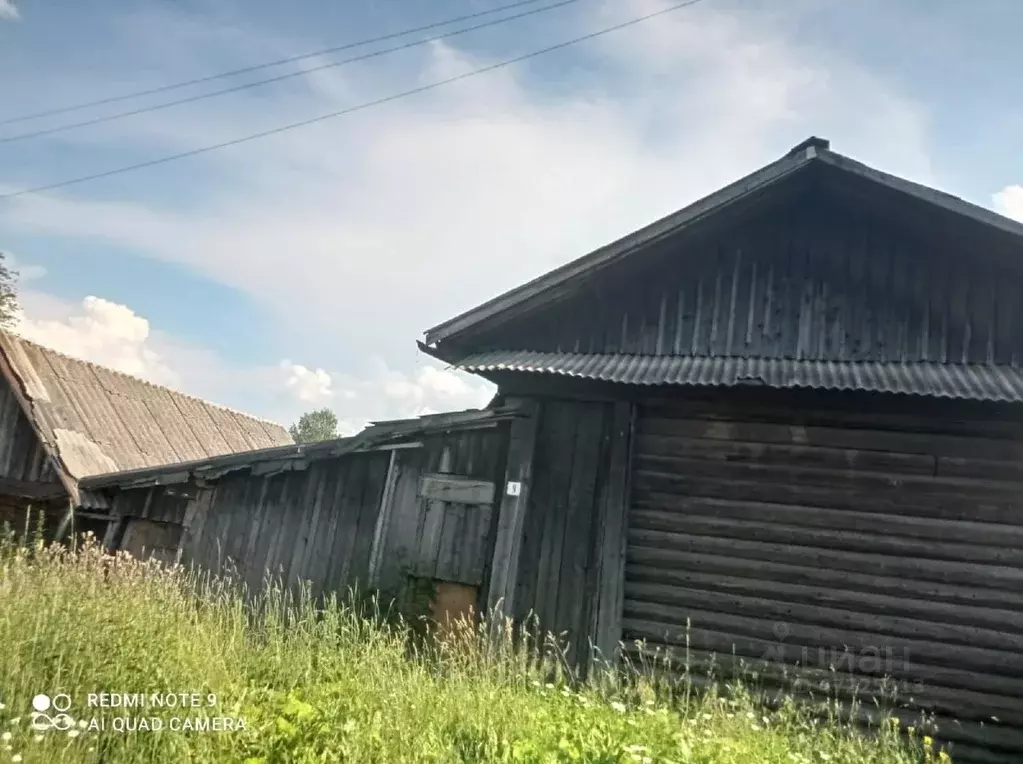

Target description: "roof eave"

left=815, top=151, right=1023, bottom=240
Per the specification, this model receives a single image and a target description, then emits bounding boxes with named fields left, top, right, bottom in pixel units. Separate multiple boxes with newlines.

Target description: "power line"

left=0, top=0, right=709, bottom=201
left=1, top=0, right=582, bottom=144
left=0, top=0, right=556, bottom=127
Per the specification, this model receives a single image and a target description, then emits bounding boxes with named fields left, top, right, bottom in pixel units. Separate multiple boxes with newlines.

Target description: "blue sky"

left=1, top=0, right=1022, bottom=432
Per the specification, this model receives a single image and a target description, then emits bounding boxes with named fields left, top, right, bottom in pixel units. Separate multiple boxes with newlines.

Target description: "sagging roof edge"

left=79, top=405, right=525, bottom=492
left=422, top=139, right=1023, bottom=348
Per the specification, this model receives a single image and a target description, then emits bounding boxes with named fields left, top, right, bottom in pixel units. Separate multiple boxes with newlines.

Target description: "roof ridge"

left=4, top=330, right=289, bottom=431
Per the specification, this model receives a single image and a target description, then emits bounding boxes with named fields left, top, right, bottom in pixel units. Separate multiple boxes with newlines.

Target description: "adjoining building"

left=0, top=331, right=292, bottom=536
left=417, top=137, right=1023, bottom=763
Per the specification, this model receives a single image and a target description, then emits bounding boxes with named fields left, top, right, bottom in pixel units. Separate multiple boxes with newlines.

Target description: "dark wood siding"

left=109, top=453, right=392, bottom=599
left=625, top=395, right=1023, bottom=762
left=0, top=376, right=56, bottom=485
left=105, top=424, right=511, bottom=610
left=374, top=426, right=508, bottom=600
left=194, top=452, right=391, bottom=596
left=474, top=203, right=1023, bottom=365
left=513, top=399, right=619, bottom=664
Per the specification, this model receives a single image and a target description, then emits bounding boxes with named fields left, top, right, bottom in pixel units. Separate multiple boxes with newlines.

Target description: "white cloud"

left=13, top=291, right=494, bottom=436
left=281, top=361, right=333, bottom=405
left=14, top=294, right=179, bottom=386
left=0, top=0, right=18, bottom=21
left=328, top=358, right=494, bottom=435
left=0, top=1, right=938, bottom=432
left=0, top=1, right=935, bottom=361
left=994, top=185, right=1023, bottom=223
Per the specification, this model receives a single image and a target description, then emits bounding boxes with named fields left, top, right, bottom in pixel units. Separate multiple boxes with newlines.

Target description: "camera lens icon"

left=32, top=693, right=72, bottom=713
left=30, top=693, right=74, bottom=732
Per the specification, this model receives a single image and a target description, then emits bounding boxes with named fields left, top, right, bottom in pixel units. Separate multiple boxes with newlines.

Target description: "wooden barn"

left=78, top=137, right=1023, bottom=762
left=0, top=331, right=292, bottom=536
left=414, top=137, right=1023, bottom=763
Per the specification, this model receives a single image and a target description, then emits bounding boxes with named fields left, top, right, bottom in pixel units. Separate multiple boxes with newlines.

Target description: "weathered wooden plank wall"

left=102, top=424, right=511, bottom=610
left=108, top=452, right=391, bottom=598
left=0, top=375, right=56, bottom=485
left=624, top=394, right=1023, bottom=763
left=509, top=398, right=632, bottom=667
left=374, top=426, right=509, bottom=605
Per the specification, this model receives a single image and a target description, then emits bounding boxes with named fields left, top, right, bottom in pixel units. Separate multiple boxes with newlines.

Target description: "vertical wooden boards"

left=367, top=428, right=509, bottom=603
left=417, top=448, right=453, bottom=577
left=505, top=398, right=620, bottom=663
left=368, top=449, right=400, bottom=588
left=487, top=398, right=540, bottom=621
left=98, top=421, right=512, bottom=617
left=554, top=402, right=606, bottom=664
left=179, top=485, right=215, bottom=565
left=375, top=448, right=425, bottom=596
left=343, top=452, right=391, bottom=591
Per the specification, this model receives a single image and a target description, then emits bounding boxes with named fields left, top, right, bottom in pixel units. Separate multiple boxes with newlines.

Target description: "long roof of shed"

left=79, top=405, right=522, bottom=491
left=0, top=332, right=293, bottom=494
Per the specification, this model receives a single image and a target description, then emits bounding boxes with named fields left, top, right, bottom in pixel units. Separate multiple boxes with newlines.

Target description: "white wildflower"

left=12, top=755, right=22, bottom=763
left=0, top=732, right=10, bottom=742
left=67, top=729, right=80, bottom=738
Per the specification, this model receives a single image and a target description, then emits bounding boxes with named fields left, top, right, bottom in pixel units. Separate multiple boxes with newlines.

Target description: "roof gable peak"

left=424, top=136, right=1023, bottom=348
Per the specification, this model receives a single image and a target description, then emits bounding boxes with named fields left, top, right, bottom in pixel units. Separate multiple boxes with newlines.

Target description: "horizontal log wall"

left=625, top=395, right=1023, bottom=762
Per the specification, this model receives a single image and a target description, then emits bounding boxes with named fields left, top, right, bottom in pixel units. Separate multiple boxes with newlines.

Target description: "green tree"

left=289, top=408, right=338, bottom=444
left=0, top=252, right=19, bottom=329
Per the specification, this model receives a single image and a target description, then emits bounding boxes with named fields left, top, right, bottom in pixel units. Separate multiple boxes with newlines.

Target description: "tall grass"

left=0, top=529, right=948, bottom=763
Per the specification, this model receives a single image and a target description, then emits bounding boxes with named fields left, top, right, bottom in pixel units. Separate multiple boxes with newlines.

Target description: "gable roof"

left=0, top=332, right=293, bottom=500
left=423, top=136, right=1023, bottom=348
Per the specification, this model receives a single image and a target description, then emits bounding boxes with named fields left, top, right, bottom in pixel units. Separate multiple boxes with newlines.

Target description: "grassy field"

left=0, top=530, right=947, bottom=764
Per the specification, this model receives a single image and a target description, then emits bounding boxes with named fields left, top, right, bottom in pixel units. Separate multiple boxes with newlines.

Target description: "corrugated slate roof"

left=454, top=350, right=1023, bottom=402
left=0, top=332, right=294, bottom=483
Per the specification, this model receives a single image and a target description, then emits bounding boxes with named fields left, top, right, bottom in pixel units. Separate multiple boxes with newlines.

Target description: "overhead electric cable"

left=0, top=0, right=709, bottom=201
left=0, top=0, right=581, bottom=144
left=0, top=0, right=556, bottom=127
